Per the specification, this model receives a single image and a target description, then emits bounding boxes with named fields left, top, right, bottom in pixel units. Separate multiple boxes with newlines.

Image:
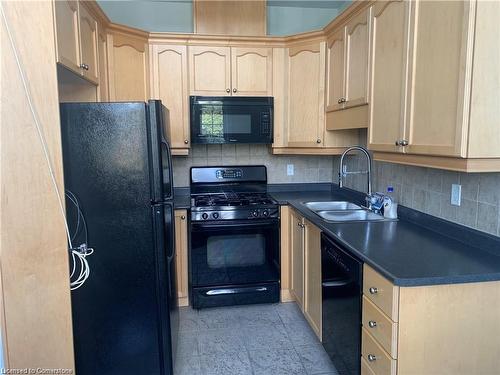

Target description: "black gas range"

left=189, top=166, right=280, bottom=309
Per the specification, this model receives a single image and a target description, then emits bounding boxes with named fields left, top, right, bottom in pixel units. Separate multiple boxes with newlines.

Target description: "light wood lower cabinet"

left=362, top=264, right=500, bottom=374
left=150, top=44, right=190, bottom=154
left=284, top=207, right=322, bottom=341
left=174, top=209, right=189, bottom=307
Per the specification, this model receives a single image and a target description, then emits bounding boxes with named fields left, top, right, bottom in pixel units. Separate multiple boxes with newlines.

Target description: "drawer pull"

left=368, top=320, right=377, bottom=328
left=369, top=287, right=378, bottom=294
left=367, top=354, right=377, bottom=362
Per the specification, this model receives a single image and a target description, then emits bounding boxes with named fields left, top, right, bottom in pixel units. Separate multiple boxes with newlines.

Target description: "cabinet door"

left=290, top=210, right=304, bottom=308
left=54, top=0, right=80, bottom=73
left=345, top=8, right=370, bottom=108
left=175, top=210, right=189, bottom=306
left=326, top=29, right=345, bottom=112
left=405, top=1, right=473, bottom=157
left=97, top=28, right=108, bottom=101
left=368, top=0, right=410, bottom=153
left=79, top=4, right=99, bottom=84
left=231, top=47, right=272, bottom=96
left=287, top=42, right=326, bottom=147
left=304, top=220, right=322, bottom=341
left=189, top=46, right=231, bottom=96
left=151, top=45, right=190, bottom=151
left=108, top=34, right=149, bottom=101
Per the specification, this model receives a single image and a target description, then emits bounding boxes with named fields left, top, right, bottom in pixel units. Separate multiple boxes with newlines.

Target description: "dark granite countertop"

left=270, top=189, right=500, bottom=287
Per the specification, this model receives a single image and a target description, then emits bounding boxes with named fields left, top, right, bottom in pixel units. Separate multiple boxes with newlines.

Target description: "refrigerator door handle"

left=161, top=139, right=174, bottom=201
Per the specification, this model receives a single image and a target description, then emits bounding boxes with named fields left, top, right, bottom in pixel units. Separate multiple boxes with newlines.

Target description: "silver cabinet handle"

left=297, top=222, right=305, bottom=228
left=184, top=139, right=189, bottom=144
left=180, top=215, right=186, bottom=220
left=226, top=88, right=230, bottom=93
left=80, top=63, right=89, bottom=71
left=316, top=139, right=321, bottom=144
left=369, top=287, right=378, bottom=294
left=233, top=88, right=237, bottom=93
left=400, top=139, right=409, bottom=146
left=368, top=320, right=377, bottom=328
left=338, top=98, right=342, bottom=104
left=368, top=354, right=377, bottom=362
left=395, top=140, right=401, bottom=146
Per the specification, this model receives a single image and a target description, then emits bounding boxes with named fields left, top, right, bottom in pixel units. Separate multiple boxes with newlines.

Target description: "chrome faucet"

left=339, top=146, right=373, bottom=206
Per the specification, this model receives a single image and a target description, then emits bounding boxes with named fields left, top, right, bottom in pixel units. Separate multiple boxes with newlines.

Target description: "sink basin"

left=315, top=210, right=387, bottom=222
left=304, top=201, right=362, bottom=211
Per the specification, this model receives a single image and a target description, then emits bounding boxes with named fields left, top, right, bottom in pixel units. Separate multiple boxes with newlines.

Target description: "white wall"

left=267, top=5, right=339, bottom=35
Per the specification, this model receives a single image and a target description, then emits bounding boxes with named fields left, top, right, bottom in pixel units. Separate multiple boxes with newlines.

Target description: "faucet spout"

left=338, top=145, right=372, bottom=198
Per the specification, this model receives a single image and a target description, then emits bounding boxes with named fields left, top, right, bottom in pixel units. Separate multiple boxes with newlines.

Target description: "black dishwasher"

left=321, top=233, right=363, bottom=375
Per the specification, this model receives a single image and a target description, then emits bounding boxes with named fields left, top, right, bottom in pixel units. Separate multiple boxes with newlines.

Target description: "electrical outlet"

left=287, top=164, right=294, bottom=176
left=451, top=184, right=461, bottom=206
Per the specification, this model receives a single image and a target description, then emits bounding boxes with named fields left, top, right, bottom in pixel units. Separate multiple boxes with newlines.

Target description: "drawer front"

left=361, top=356, right=377, bottom=375
left=362, top=328, right=397, bottom=375
left=363, top=264, right=399, bottom=321
left=362, top=296, right=398, bottom=358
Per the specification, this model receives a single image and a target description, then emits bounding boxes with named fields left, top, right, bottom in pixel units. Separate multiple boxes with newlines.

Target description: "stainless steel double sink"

left=303, top=201, right=390, bottom=223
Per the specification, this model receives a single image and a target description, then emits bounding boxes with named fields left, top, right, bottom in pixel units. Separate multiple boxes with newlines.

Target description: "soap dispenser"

left=383, top=186, right=398, bottom=219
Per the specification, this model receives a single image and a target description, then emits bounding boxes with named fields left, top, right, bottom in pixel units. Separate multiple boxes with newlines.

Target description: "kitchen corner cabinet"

left=369, top=0, right=500, bottom=172
left=188, top=46, right=272, bottom=96
left=362, top=264, right=500, bottom=375
left=174, top=210, right=189, bottom=307
left=54, top=0, right=99, bottom=84
left=150, top=44, right=190, bottom=154
left=108, top=31, right=149, bottom=101
left=288, top=208, right=322, bottom=341
left=326, top=8, right=370, bottom=131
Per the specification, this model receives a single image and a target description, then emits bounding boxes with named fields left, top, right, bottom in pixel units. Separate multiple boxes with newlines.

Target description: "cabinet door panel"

left=231, top=47, right=272, bottom=96
left=326, top=30, right=345, bottom=112
left=97, top=29, right=108, bottom=101
left=287, top=43, right=325, bottom=147
left=108, top=34, right=149, bottom=101
left=406, top=1, right=472, bottom=157
left=175, top=210, right=189, bottom=306
left=54, top=0, right=80, bottom=72
left=79, top=4, right=99, bottom=84
left=290, top=210, right=304, bottom=308
left=345, top=9, right=369, bottom=108
left=368, top=0, right=409, bottom=153
left=152, top=45, right=190, bottom=150
left=304, top=220, right=322, bottom=341
left=189, top=46, right=231, bottom=96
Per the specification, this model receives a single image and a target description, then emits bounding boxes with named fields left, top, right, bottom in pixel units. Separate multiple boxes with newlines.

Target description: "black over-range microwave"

left=190, top=96, right=273, bottom=144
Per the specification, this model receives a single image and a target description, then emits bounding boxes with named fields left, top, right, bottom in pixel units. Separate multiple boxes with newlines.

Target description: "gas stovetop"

left=190, top=166, right=279, bottom=222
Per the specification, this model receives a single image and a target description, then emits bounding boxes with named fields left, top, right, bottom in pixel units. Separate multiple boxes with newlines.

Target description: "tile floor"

left=175, top=302, right=339, bottom=375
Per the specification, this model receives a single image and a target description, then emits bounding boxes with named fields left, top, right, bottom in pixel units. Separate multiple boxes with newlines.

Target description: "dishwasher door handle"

left=322, top=279, right=351, bottom=288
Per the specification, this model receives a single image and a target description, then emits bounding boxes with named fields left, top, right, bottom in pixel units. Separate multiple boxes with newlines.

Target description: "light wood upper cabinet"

left=78, top=4, right=99, bottom=84
left=150, top=44, right=190, bottom=153
left=368, top=0, right=410, bottom=153
left=326, top=29, right=345, bottom=112
left=108, top=33, right=149, bottom=101
left=97, top=29, right=108, bottom=101
left=345, top=9, right=370, bottom=108
left=189, top=46, right=231, bottom=96
left=290, top=209, right=304, bottom=308
left=175, top=210, right=189, bottom=307
left=286, top=42, right=326, bottom=147
left=54, top=0, right=80, bottom=73
left=231, top=47, right=272, bottom=96
left=303, top=219, right=322, bottom=341
left=405, top=0, right=472, bottom=157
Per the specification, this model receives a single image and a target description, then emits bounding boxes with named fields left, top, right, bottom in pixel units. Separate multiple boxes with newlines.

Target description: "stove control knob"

left=252, top=210, right=259, bottom=217
left=262, top=210, right=269, bottom=217
left=202, top=213, right=209, bottom=220
left=212, top=212, right=219, bottom=219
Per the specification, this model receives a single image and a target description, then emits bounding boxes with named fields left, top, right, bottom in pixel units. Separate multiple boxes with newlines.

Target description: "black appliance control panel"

left=191, top=207, right=279, bottom=221
left=216, top=169, right=243, bottom=179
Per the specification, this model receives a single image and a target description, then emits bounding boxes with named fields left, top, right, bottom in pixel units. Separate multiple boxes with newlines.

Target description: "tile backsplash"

left=172, top=144, right=335, bottom=187
left=335, top=156, right=500, bottom=237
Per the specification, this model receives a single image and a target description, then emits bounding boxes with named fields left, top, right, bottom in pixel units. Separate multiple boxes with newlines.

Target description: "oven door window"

left=191, top=221, right=279, bottom=287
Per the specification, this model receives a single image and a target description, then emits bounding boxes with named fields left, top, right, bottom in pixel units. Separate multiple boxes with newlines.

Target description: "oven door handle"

left=191, top=219, right=279, bottom=230
left=322, top=279, right=351, bottom=288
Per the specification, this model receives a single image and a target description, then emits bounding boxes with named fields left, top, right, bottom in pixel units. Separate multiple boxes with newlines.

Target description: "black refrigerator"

left=59, top=100, right=178, bottom=375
